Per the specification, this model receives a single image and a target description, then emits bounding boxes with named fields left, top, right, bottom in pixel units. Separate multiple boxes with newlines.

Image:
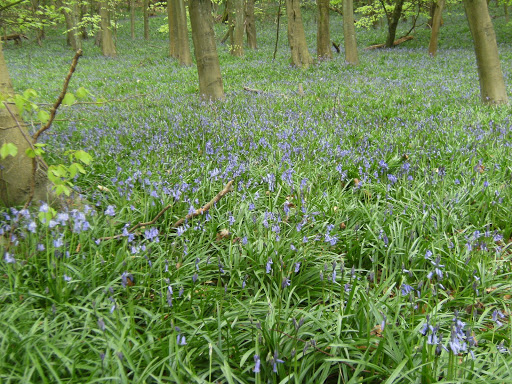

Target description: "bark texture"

left=230, top=0, right=244, bottom=56
left=0, top=43, right=49, bottom=206
left=428, top=0, right=444, bottom=57
left=100, top=1, right=116, bottom=57
left=343, top=0, right=359, bottom=64
left=130, top=0, right=135, bottom=39
left=167, top=0, right=178, bottom=57
left=464, top=0, right=508, bottom=104
left=245, top=0, right=257, bottom=49
left=174, top=0, right=192, bottom=65
left=189, top=0, right=225, bottom=100
left=317, top=0, right=332, bottom=60
left=385, top=0, right=405, bottom=48
left=285, top=0, right=313, bottom=68
left=144, top=0, right=149, bottom=40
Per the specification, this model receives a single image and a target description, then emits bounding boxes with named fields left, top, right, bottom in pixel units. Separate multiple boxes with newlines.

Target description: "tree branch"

left=0, top=0, right=25, bottom=13
left=32, top=49, right=82, bottom=143
left=99, top=180, right=234, bottom=241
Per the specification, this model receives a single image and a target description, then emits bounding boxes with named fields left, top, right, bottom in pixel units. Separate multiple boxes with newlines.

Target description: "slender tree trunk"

left=144, top=0, right=150, bottom=40
left=463, top=0, right=508, bottom=104
left=189, top=0, right=225, bottom=100
left=245, top=0, right=257, bottom=49
left=230, top=0, right=244, bottom=56
left=505, top=3, right=509, bottom=23
left=285, top=0, right=313, bottom=68
left=175, top=0, right=192, bottom=65
left=59, top=0, right=81, bottom=50
left=343, top=0, right=359, bottom=64
left=100, top=1, right=116, bottom=57
left=428, top=0, right=444, bottom=57
left=385, top=0, right=405, bottom=48
left=0, top=43, right=50, bottom=206
left=130, top=0, right=135, bottom=39
left=317, top=0, right=332, bottom=60
left=167, top=0, right=178, bottom=57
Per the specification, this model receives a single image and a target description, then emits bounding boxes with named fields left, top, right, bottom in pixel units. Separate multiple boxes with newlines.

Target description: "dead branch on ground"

left=366, top=35, right=414, bottom=50
left=99, top=180, right=234, bottom=241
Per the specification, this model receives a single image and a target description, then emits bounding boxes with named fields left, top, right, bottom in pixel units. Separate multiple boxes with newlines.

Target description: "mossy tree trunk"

left=464, top=0, right=508, bottom=104
left=343, top=0, right=359, bottom=64
left=285, top=0, right=313, bottom=68
left=144, top=0, right=150, bottom=40
left=428, top=0, right=444, bottom=57
left=230, top=0, right=244, bottom=56
left=130, top=0, right=135, bottom=39
left=245, top=0, right=257, bottom=49
left=189, top=0, right=225, bottom=100
left=174, top=0, right=192, bottom=65
left=60, top=0, right=82, bottom=51
left=385, top=0, right=405, bottom=48
left=100, top=1, right=116, bottom=57
left=0, top=43, right=49, bottom=206
left=317, top=0, right=332, bottom=60
left=167, top=0, right=178, bottom=57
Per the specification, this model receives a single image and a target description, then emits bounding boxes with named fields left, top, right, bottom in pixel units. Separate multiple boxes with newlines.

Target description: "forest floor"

left=1, top=5, right=512, bottom=383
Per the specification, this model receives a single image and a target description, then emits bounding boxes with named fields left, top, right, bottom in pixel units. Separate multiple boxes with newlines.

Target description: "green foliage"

left=0, top=142, right=17, bottom=158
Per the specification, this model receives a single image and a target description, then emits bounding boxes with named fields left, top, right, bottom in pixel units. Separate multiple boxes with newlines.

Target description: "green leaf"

left=74, top=150, right=92, bottom=165
left=76, top=87, right=89, bottom=99
left=25, top=148, right=36, bottom=158
left=62, top=93, right=76, bottom=106
left=23, top=89, right=38, bottom=99
left=68, top=163, right=85, bottom=178
left=54, top=184, right=71, bottom=196
left=0, top=142, right=18, bottom=159
left=37, top=110, right=50, bottom=124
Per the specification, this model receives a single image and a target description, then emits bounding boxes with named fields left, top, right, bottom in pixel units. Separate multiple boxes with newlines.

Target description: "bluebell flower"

left=63, top=274, right=72, bottom=282
left=97, top=318, right=106, bottom=331
left=271, top=351, right=284, bottom=372
left=105, top=205, right=115, bottom=216
left=281, top=277, right=291, bottom=289
left=266, top=258, right=273, bottom=273
left=401, top=284, right=414, bottom=296
left=253, top=354, right=261, bottom=373
left=294, top=262, right=301, bottom=273
left=4, top=252, right=15, bottom=264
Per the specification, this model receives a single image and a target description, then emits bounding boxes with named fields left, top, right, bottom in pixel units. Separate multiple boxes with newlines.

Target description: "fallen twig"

left=172, top=180, right=234, bottom=228
left=99, top=180, right=234, bottom=241
left=243, top=86, right=263, bottom=94
left=365, top=35, right=414, bottom=50
left=33, top=49, right=82, bottom=142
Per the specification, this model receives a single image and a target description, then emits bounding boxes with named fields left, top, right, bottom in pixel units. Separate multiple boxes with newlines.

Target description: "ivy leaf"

left=0, top=142, right=18, bottom=159
left=62, top=93, right=76, bottom=106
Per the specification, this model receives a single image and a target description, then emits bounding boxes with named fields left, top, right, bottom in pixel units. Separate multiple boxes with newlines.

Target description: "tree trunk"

left=245, top=0, right=257, bottom=49
left=167, top=0, right=178, bottom=57
left=428, top=0, right=444, bottom=57
left=230, top=0, right=244, bottom=56
left=189, top=0, right=225, bottom=101
left=385, top=0, right=405, bottom=48
left=144, top=0, right=150, bottom=40
left=317, top=0, right=332, bottom=60
left=463, top=0, right=508, bottom=104
left=174, top=0, right=192, bottom=65
left=130, top=0, right=135, bottom=39
left=60, top=1, right=81, bottom=51
left=0, top=43, right=50, bottom=206
left=343, top=0, right=359, bottom=64
left=285, top=0, right=313, bottom=68
left=100, top=1, right=116, bottom=57
left=505, top=3, right=509, bottom=23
